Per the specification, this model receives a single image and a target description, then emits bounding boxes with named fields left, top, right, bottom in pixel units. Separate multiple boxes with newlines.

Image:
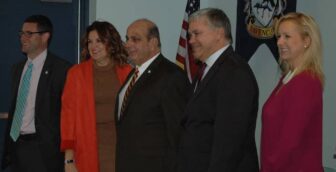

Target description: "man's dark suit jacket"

left=178, top=46, right=259, bottom=172
left=115, top=54, right=188, bottom=172
left=2, top=52, right=71, bottom=172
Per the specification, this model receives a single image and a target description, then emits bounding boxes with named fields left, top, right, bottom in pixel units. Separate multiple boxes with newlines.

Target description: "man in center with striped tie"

left=115, top=18, right=188, bottom=172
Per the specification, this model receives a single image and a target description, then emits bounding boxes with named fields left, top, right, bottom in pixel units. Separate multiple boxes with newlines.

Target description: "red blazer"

left=261, top=71, right=323, bottom=172
left=61, top=59, right=131, bottom=172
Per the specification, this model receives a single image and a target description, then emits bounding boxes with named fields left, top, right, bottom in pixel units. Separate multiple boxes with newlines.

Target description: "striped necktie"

left=120, top=68, right=139, bottom=117
left=197, top=62, right=207, bottom=82
left=10, top=62, right=33, bottom=141
left=194, top=62, right=207, bottom=92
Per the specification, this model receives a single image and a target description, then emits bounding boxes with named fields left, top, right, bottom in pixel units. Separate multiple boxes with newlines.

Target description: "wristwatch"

left=64, top=159, right=74, bottom=164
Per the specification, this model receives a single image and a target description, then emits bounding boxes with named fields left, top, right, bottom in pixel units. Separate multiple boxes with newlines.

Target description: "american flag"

left=176, top=0, right=200, bottom=83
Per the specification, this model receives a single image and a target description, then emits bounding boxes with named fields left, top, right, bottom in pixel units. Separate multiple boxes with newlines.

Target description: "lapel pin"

left=147, top=70, right=151, bottom=74
left=45, top=70, right=49, bottom=75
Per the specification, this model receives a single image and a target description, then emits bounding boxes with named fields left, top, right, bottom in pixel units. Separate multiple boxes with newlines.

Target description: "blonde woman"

left=260, top=12, right=324, bottom=172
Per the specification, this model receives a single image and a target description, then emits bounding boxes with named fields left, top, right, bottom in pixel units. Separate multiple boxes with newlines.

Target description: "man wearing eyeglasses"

left=2, top=15, right=71, bottom=172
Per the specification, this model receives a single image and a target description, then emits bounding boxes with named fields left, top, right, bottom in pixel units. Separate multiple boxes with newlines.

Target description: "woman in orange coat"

left=61, top=21, right=132, bottom=172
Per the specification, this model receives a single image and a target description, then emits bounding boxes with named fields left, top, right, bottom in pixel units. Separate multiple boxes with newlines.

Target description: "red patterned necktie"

left=120, top=68, right=139, bottom=117
left=197, top=62, right=207, bottom=82
left=194, top=63, right=207, bottom=92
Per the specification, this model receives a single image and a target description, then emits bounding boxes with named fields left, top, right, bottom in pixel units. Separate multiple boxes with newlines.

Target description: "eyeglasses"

left=19, top=31, right=47, bottom=38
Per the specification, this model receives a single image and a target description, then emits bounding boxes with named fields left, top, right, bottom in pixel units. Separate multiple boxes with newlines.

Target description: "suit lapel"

left=190, top=46, right=234, bottom=101
left=35, top=52, right=53, bottom=112
left=129, top=56, right=162, bottom=95
left=13, top=62, right=26, bottom=96
left=117, top=55, right=163, bottom=122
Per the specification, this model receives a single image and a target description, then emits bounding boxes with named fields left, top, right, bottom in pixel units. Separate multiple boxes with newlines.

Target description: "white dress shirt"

left=20, top=49, right=47, bottom=134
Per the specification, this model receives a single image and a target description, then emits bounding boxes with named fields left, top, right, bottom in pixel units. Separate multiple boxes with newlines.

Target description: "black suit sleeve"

left=208, top=66, right=258, bottom=171
left=1, top=63, right=22, bottom=170
left=162, top=69, right=188, bottom=149
left=161, top=68, right=188, bottom=172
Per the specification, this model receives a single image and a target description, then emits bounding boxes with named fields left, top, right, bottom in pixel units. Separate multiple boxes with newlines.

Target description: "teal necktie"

left=10, top=62, right=33, bottom=141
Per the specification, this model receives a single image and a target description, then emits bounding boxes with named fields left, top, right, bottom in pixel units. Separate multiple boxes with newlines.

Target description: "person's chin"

left=193, top=54, right=202, bottom=61
left=91, top=56, right=98, bottom=61
left=129, top=56, right=137, bottom=61
left=21, top=48, right=28, bottom=54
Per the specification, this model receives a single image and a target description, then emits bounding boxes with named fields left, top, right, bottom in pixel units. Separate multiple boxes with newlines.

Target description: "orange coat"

left=61, top=59, right=131, bottom=172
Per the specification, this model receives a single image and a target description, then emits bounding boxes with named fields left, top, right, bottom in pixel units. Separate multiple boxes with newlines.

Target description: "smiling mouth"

left=21, top=44, right=29, bottom=48
left=279, top=48, right=288, bottom=52
left=91, top=50, right=100, bottom=55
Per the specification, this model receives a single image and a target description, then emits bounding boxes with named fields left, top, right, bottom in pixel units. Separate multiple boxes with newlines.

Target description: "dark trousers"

left=11, top=134, right=47, bottom=172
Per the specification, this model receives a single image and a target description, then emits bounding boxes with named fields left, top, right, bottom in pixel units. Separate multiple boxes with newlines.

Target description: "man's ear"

left=42, top=32, right=50, bottom=44
left=217, top=28, right=225, bottom=39
left=149, top=37, right=159, bottom=50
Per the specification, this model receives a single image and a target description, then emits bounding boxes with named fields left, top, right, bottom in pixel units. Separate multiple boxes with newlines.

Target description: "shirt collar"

left=204, top=45, right=229, bottom=68
left=136, top=52, right=160, bottom=74
left=27, top=49, right=47, bottom=68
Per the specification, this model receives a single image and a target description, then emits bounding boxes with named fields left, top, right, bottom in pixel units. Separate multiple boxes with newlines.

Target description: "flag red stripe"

left=176, top=0, right=200, bottom=83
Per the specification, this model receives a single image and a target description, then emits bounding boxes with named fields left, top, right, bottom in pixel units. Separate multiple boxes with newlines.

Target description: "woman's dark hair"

left=81, top=21, right=128, bottom=65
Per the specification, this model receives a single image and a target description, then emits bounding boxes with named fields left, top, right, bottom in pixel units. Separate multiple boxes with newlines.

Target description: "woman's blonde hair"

left=275, top=12, right=324, bottom=86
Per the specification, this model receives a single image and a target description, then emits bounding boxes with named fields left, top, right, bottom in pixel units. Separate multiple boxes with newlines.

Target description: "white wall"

left=297, top=1, right=336, bottom=168
left=94, top=0, right=189, bottom=59
left=88, top=0, right=96, bottom=23
left=94, top=0, right=336, bottom=168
